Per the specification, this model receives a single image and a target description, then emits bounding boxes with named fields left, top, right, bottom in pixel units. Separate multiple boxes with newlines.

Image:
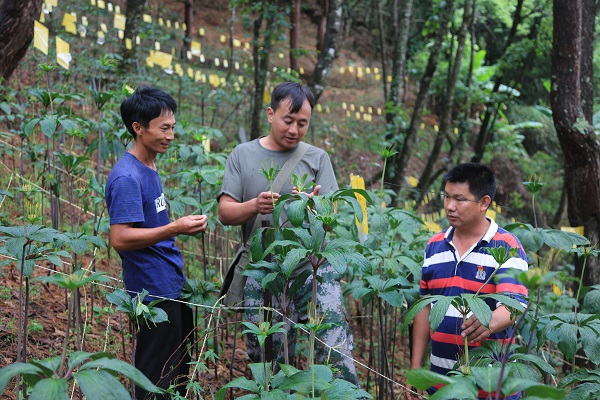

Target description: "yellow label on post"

left=174, top=21, right=179, bottom=30
left=199, top=27, right=205, bottom=36
left=143, top=14, right=152, bottom=23
left=233, top=39, right=241, bottom=47
left=39, top=10, right=45, bottom=23
left=118, top=30, right=124, bottom=39
left=100, top=23, right=108, bottom=33
left=56, top=36, right=71, bottom=69
left=34, top=21, right=49, bottom=55
left=175, top=63, right=183, bottom=76
left=187, top=67, right=194, bottom=78
left=90, top=0, right=96, bottom=6
left=62, top=13, right=77, bottom=35
left=125, top=38, right=132, bottom=49
left=107, top=2, right=113, bottom=12
left=350, top=174, right=368, bottom=243
left=220, top=35, right=226, bottom=43
left=97, top=0, right=105, bottom=9
left=166, top=20, right=171, bottom=28
left=114, top=13, right=126, bottom=30
left=47, top=0, right=57, bottom=5
left=82, top=16, right=88, bottom=26
left=203, top=137, right=211, bottom=153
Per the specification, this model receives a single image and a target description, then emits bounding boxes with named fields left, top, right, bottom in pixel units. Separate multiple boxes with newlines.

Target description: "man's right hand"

left=255, top=191, right=280, bottom=215
left=175, top=214, right=208, bottom=235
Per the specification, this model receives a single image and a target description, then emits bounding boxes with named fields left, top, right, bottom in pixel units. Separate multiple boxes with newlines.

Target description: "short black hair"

left=270, top=82, right=315, bottom=113
left=443, top=163, right=496, bottom=200
left=120, top=87, right=177, bottom=139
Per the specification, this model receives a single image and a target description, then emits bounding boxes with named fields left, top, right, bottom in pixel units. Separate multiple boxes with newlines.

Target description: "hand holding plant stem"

left=260, top=160, right=281, bottom=211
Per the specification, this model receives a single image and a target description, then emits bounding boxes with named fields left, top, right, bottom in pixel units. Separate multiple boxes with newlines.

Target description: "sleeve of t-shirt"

left=315, top=151, right=338, bottom=194
left=217, top=146, right=243, bottom=202
left=106, top=175, right=145, bottom=225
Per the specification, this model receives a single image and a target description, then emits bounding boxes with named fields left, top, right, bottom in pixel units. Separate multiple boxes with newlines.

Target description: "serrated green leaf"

left=40, top=115, right=58, bottom=138
left=558, top=323, right=578, bottom=360
left=465, top=296, right=492, bottom=329
left=74, top=369, right=136, bottom=400
left=430, top=296, right=454, bottom=333
left=79, top=357, right=159, bottom=392
left=402, top=296, right=440, bottom=334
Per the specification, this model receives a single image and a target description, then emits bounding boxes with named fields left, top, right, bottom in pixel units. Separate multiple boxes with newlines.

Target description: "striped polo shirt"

left=420, top=218, right=528, bottom=381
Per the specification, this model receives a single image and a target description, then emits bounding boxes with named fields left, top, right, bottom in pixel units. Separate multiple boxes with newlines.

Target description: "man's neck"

left=452, top=218, right=491, bottom=248
left=128, top=143, right=157, bottom=170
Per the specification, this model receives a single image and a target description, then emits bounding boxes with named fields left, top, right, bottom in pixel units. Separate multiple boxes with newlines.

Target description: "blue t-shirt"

left=105, top=152, right=185, bottom=300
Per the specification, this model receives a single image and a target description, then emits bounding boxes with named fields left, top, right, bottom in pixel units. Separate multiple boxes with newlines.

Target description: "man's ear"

left=480, top=195, right=492, bottom=211
left=132, top=121, right=143, bottom=136
left=266, top=107, right=274, bottom=123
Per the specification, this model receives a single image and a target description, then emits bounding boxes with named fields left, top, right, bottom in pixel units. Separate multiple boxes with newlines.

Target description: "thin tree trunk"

left=386, top=0, right=456, bottom=205
left=389, top=0, right=413, bottom=117
left=317, top=0, right=328, bottom=53
left=182, top=0, right=193, bottom=57
left=0, top=0, right=44, bottom=82
left=290, top=0, right=301, bottom=71
left=551, top=0, right=600, bottom=287
left=308, top=0, right=342, bottom=102
left=120, top=0, right=148, bottom=73
left=416, top=0, right=473, bottom=203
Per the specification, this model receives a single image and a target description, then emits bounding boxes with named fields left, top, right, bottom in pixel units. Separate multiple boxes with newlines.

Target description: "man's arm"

left=460, top=306, right=514, bottom=343
left=218, top=192, right=280, bottom=226
left=410, top=304, right=431, bottom=369
left=110, top=214, right=207, bottom=252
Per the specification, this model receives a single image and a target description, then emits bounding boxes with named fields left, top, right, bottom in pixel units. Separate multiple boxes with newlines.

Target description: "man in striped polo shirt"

left=409, top=163, right=528, bottom=399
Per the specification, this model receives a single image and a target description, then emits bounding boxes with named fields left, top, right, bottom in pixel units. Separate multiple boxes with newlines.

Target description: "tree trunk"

left=308, top=0, right=342, bottom=102
left=316, top=0, right=328, bottom=53
left=0, top=0, right=44, bottom=82
left=289, top=0, right=301, bottom=72
left=416, top=0, right=473, bottom=203
left=120, top=0, right=147, bottom=73
left=385, top=0, right=456, bottom=204
left=250, top=2, right=281, bottom=140
left=389, top=0, right=413, bottom=115
left=182, top=0, right=193, bottom=57
left=551, top=0, right=600, bottom=287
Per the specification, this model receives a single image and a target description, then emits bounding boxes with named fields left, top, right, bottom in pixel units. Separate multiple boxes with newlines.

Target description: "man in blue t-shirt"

left=408, top=163, right=528, bottom=400
left=105, top=87, right=208, bottom=399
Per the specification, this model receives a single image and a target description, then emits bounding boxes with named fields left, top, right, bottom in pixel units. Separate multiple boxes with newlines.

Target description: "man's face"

left=133, top=112, right=176, bottom=155
left=266, top=98, right=312, bottom=151
left=443, top=182, right=488, bottom=230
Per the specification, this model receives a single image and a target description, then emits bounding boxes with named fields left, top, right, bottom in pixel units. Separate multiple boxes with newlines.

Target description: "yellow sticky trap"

left=357, top=67, right=363, bottom=78
left=279, top=52, right=284, bottom=59
left=56, top=36, right=71, bottom=69
left=199, top=27, right=205, bottom=36
left=339, top=67, right=345, bottom=74
left=175, top=63, right=183, bottom=76
left=200, top=54, right=205, bottom=63
left=149, top=50, right=173, bottom=69
left=377, top=108, right=382, bottom=115
left=423, top=221, right=441, bottom=233
left=155, top=41, right=160, bottom=51
left=368, top=107, right=373, bottom=114
left=187, top=68, right=194, bottom=78
left=374, top=67, right=379, bottom=74
left=244, top=42, right=250, bottom=49
left=299, top=67, right=304, bottom=74
left=220, top=35, right=226, bottom=43
left=158, top=17, right=163, bottom=25
left=136, top=36, right=140, bottom=45
left=195, top=70, right=201, bottom=82
left=387, top=75, right=392, bottom=83
left=107, top=2, right=113, bottom=12
left=143, top=14, right=152, bottom=23
left=174, top=21, right=179, bottom=30
left=365, top=67, right=371, bottom=74
left=166, top=20, right=171, bottom=28
left=34, top=21, right=49, bottom=55
left=233, top=39, right=241, bottom=47
left=182, top=23, right=186, bottom=31
left=375, top=74, right=381, bottom=81
left=90, top=0, right=96, bottom=5
left=97, top=0, right=105, bottom=9
left=234, top=61, right=240, bottom=70
left=346, top=110, right=350, bottom=117
left=350, top=174, right=368, bottom=243
left=223, top=59, right=229, bottom=68
left=186, top=50, right=192, bottom=60
left=359, top=105, right=364, bottom=112
left=350, top=104, right=355, bottom=111
left=115, top=5, right=120, bottom=13
left=82, top=16, right=88, bottom=26
left=118, top=30, right=124, bottom=39
left=209, top=74, right=220, bottom=88
left=39, top=10, right=45, bottom=23
left=263, top=88, right=271, bottom=104
left=326, top=106, right=330, bottom=113
left=191, top=40, right=201, bottom=56
left=203, top=137, right=211, bottom=153
left=214, top=58, right=220, bottom=67
left=100, top=23, right=108, bottom=33
left=62, top=13, right=77, bottom=35
left=316, top=104, right=322, bottom=112
left=237, top=75, right=244, bottom=83
left=561, top=226, right=585, bottom=235
left=408, top=176, right=419, bottom=187
left=486, top=209, right=497, bottom=220
left=125, top=38, right=132, bottom=50
left=355, top=112, right=360, bottom=120
left=47, top=0, right=57, bottom=5
left=342, top=102, right=347, bottom=110
left=145, top=57, right=154, bottom=68
left=114, top=13, right=126, bottom=30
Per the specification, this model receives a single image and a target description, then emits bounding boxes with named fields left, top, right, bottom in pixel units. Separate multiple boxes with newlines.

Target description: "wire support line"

left=2, top=253, right=425, bottom=398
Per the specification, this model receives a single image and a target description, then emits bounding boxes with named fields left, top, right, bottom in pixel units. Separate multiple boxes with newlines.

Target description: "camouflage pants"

left=243, top=263, right=359, bottom=386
